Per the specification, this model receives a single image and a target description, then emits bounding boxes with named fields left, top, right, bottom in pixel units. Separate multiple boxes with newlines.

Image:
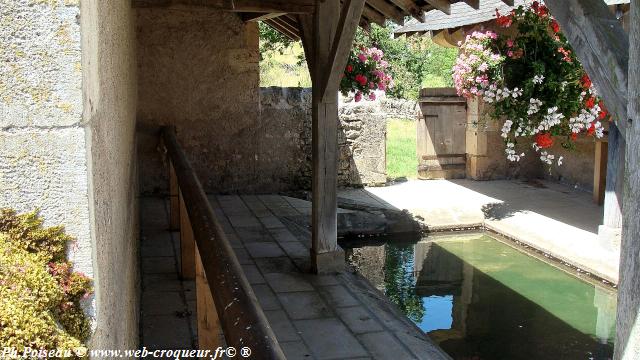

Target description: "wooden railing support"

left=593, top=139, right=608, bottom=205
left=169, top=161, right=180, bottom=230
left=161, top=127, right=285, bottom=359
left=196, top=245, right=224, bottom=350
left=179, top=190, right=196, bottom=279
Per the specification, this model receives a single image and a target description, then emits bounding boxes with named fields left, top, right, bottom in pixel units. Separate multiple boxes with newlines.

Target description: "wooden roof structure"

left=133, top=0, right=521, bottom=41
left=256, top=0, right=518, bottom=40
left=394, top=0, right=629, bottom=41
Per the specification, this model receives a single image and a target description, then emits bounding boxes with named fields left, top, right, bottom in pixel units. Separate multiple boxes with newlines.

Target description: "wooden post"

left=301, top=0, right=364, bottom=273
left=593, top=139, right=608, bottom=205
left=614, top=0, right=640, bottom=358
left=603, top=125, right=624, bottom=228
left=195, top=246, right=224, bottom=353
left=169, top=161, right=180, bottom=230
left=179, top=190, right=196, bottom=279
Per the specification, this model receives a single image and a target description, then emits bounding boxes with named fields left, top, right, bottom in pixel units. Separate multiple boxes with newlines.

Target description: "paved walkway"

left=139, top=195, right=450, bottom=359
left=339, top=179, right=619, bottom=283
left=140, top=197, right=197, bottom=351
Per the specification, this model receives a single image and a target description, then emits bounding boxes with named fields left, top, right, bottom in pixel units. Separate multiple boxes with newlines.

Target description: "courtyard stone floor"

left=140, top=195, right=450, bottom=359
left=339, top=179, right=619, bottom=283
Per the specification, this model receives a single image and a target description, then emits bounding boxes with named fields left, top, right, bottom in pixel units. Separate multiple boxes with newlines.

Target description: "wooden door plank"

left=179, top=190, right=196, bottom=280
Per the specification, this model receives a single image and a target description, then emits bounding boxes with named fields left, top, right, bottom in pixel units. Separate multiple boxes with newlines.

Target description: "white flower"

left=527, top=98, right=543, bottom=115
left=557, top=156, right=564, bottom=166
left=533, top=75, right=545, bottom=84
left=539, top=151, right=555, bottom=165
left=505, top=142, right=525, bottom=162
left=501, top=119, right=513, bottom=138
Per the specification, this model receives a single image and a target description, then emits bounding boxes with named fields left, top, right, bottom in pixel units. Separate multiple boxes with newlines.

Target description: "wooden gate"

left=417, top=88, right=467, bottom=179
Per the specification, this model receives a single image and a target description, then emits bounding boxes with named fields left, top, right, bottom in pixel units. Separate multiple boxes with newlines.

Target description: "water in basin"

left=345, top=233, right=617, bottom=360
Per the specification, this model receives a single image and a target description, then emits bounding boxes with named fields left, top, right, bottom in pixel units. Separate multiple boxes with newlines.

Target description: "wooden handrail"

left=161, top=127, right=286, bottom=359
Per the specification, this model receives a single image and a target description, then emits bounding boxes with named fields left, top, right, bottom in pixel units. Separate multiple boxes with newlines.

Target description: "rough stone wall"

left=379, top=97, right=420, bottom=121
left=81, top=0, right=139, bottom=350
left=543, top=137, right=596, bottom=191
left=136, top=7, right=260, bottom=194
left=0, top=0, right=93, bottom=313
left=338, top=99, right=387, bottom=186
left=259, top=87, right=387, bottom=190
left=258, top=87, right=313, bottom=190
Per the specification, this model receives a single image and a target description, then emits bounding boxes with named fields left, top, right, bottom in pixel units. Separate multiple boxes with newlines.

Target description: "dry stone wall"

left=259, top=87, right=387, bottom=190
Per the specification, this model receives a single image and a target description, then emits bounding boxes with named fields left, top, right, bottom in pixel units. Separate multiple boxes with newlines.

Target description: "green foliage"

left=383, top=244, right=424, bottom=323
left=258, top=22, right=311, bottom=87
left=258, top=21, right=457, bottom=99
left=258, top=22, right=293, bottom=56
left=386, top=119, right=417, bottom=180
left=354, top=23, right=457, bottom=100
left=0, top=209, right=92, bottom=357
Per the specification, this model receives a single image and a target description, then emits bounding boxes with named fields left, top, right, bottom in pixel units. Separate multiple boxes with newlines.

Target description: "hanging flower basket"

left=453, top=1, right=610, bottom=165
left=340, top=47, right=393, bottom=102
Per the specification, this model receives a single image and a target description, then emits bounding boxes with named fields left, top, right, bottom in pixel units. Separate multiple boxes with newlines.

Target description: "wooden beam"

left=311, top=0, right=344, bottom=273
left=593, top=139, right=607, bottom=205
left=321, top=0, right=366, bottom=101
left=133, top=0, right=314, bottom=13
left=463, top=0, right=480, bottom=10
left=270, top=16, right=301, bottom=39
left=196, top=245, right=224, bottom=351
left=361, top=4, right=386, bottom=26
left=240, top=12, right=285, bottom=22
left=544, top=0, right=628, bottom=138
left=169, top=161, right=180, bottom=230
left=297, top=14, right=315, bottom=80
left=501, top=0, right=515, bottom=5
left=424, top=0, right=451, bottom=15
left=615, top=0, right=640, bottom=357
left=179, top=190, right=196, bottom=279
left=264, top=19, right=299, bottom=40
left=388, top=0, right=426, bottom=22
left=366, top=0, right=405, bottom=25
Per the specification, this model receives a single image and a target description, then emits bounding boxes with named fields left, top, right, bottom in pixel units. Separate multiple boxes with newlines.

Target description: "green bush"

left=353, top=23, right=458, bottom=100
left=258, top=21, right=457, bottom=99
left=0, top=209, right=92, bottom=357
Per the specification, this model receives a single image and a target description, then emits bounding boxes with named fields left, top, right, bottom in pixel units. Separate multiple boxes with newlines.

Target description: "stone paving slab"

left=139, top=197, right=197, bottom=350
left=340, top=179, right=619, bottom=283
left=211, top=194, right=451, bottom=360
left=139, top=195, right=451, bottom=359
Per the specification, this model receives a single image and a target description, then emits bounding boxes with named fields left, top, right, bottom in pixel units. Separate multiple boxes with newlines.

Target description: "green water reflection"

left=348, top=233, right=618, bottom=360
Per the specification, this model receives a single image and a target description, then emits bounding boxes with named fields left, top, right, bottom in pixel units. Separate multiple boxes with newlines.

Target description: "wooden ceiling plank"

left=270, top=16, right=301, bottom=38
left=240, top=12, right=285, bottom=22
left=366, top=0, right=405, bottom=25
left=361, top=3, right=386, bottom=25
left=387, top=0, right=425, bottom=22
left=133, top=0, right=314, bottom=13
left=264, top=19, right=299, bottom=40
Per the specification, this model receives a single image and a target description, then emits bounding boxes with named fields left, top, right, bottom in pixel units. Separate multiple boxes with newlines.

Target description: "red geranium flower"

left=535, top=132, right=554, bottom=149
left=354, top=74, right=368, bottom=86
left=581, top=74, right=592, bottom=89
left=570, top=132, right=578, bottom=141
left=495, top=10, right=513, bottom=27
left=598, top=101, right=609, bottom=120
left=585, top=96, right=596, bottom=109
left=587, top=123, right=596, bottom=136
left=551, top=20, right=560, bottom=33
left=346, top=65, right=353, bottom=72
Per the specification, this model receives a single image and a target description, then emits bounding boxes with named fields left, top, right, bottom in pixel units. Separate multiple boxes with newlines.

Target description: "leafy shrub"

left=453, top=2, right=609, bottom=165
left=340, top=47, right=392, bottom=101
left=0, top=209, right=92, bottom=357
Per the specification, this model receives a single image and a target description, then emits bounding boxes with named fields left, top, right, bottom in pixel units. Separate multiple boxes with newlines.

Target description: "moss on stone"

left=0, top=209, right=92, bottom=357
